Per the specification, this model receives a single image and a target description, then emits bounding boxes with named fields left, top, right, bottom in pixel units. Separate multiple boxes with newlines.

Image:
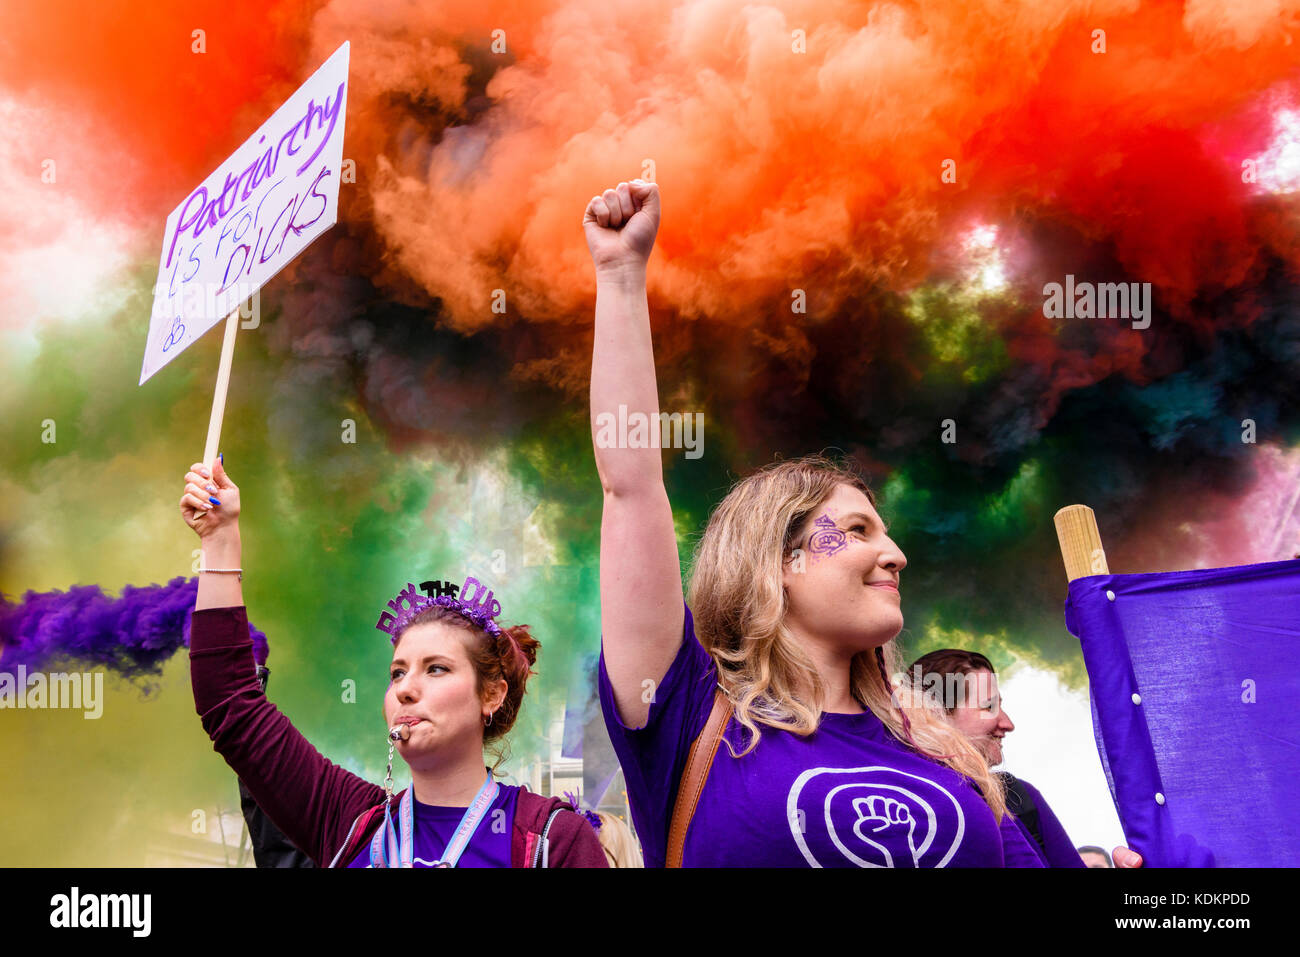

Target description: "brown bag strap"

left=665, top=687, right=732, bottom=868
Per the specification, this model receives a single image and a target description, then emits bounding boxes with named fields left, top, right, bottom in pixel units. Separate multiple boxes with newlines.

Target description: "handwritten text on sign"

left=140, top=42, right=350, bottom=385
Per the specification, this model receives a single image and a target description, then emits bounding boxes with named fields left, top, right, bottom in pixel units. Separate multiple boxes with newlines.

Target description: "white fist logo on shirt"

left=851, top=795, right=920, bottom=868
left=787, top=767, right=966, bottom=867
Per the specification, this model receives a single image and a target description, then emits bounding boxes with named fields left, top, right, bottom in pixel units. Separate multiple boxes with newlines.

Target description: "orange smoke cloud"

left=4, top=0, right=1300, bottom=393
left=315, top=0, right=1300, bottom=355
left=0, top=0, right=318, bottom=223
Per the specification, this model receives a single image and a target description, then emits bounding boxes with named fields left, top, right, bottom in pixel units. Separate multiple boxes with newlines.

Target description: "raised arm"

left=585, top=180, right=686, bottom=728
left=179, top=461, right=382, bottom=864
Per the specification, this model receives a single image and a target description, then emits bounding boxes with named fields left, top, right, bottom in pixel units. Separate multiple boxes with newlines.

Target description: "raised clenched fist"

left=583, top=179, right=660, bottom=275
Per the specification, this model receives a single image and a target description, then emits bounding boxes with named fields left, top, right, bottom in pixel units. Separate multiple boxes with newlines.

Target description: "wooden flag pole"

left=1054, top=504, right=1109, bottom=582
left=202, top=308, right=241, bottom=470
left=1266, top=461, right=1300, bottom=559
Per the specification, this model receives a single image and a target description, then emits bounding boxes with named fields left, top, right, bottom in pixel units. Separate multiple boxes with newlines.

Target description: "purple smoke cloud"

left=0, top=577, right=268, bottom=681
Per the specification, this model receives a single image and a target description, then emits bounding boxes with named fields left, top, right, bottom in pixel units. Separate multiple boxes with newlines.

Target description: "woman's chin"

left=867, top=612, right=904, bottom=646
left=398, top=738, right=438, bottom=764
left=846, top=627, right=901, bottom=655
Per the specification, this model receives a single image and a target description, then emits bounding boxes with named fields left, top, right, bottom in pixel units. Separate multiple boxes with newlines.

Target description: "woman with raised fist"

left=585, top=180, right=1042, bottom=867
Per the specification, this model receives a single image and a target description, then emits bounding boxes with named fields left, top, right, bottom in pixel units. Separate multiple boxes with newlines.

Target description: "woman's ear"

left=484, top=678, right=508, bottom=715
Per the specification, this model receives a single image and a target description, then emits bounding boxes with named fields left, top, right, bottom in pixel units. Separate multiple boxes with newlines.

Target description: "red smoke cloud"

left=332, top=1, right=1300, bottom=322
left=4, top=0, right=1300, bottom=396
left=0, top=0, right=318, bottom=223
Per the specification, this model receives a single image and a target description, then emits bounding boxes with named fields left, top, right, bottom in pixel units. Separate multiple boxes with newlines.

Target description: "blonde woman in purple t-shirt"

left=584, top=180, right=1041, bottom=868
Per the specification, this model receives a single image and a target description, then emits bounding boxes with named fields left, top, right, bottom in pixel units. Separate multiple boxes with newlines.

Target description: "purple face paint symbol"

left=807, top=514, right=847, bottom=556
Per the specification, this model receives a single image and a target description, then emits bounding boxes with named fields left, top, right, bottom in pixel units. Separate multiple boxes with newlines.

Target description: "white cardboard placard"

left=141, top=42, right=350, bottom=385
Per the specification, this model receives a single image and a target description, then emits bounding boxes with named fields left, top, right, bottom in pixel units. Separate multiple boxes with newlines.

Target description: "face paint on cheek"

left=807, top=514, right=847, bottom=557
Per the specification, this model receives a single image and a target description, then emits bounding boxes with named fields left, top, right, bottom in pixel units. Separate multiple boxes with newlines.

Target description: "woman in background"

left=910, top=648, right=1140, bottom=868
left=593, top=811, right=644, bottom=868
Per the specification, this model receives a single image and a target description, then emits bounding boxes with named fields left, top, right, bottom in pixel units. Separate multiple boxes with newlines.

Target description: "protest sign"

left=140, top=41, right=350, bottom=386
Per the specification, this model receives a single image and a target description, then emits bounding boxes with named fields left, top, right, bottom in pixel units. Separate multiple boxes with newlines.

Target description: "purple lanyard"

left=370, top=772, right=499, bottom=868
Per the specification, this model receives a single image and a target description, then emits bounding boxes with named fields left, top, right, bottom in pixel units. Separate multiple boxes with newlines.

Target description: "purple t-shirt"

left=1013, top=777, right=1086, bottom=868
left=599, top=603, right=1045, bottom=868
left=348, top=785, right=520, bottom=868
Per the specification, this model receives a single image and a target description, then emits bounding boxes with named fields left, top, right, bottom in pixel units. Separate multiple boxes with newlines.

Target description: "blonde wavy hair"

left=686, top=454, right=1007, bottom=821
left=594, top=811, right=645, bottom=868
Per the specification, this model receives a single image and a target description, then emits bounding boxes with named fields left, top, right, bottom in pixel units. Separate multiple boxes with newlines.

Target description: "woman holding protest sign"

left=585, top=180, right=1045, bottom=867
left=179, top=458, right=605, bottom=868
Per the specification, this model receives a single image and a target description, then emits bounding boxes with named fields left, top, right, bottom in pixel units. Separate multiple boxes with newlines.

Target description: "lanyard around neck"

left=370, top=772, right=499, bottom=868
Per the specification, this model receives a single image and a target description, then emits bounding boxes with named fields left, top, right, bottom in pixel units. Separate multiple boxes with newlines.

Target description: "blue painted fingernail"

left=219, top=452, right=224, bottom=463
left=209, top=497, right=220, bottom=506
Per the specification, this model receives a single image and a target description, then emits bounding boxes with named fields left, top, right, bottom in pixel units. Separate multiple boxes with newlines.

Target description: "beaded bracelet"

left=200, top=567, right=243, bottom=581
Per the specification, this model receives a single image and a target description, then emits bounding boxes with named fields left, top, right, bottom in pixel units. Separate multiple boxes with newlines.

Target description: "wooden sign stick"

left=202, top=308, right=241, bottom=471
left=1054, top=504, right=1109, bottom=582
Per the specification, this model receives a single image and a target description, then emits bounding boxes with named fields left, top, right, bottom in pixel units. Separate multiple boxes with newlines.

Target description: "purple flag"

left=1064, top=558, right=1300, bottom=867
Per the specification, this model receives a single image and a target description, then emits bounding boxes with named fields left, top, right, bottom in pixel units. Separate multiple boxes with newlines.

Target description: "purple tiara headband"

left=375, top=576, right=504, bottom=642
